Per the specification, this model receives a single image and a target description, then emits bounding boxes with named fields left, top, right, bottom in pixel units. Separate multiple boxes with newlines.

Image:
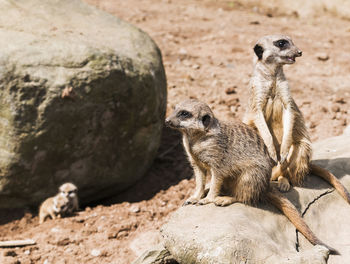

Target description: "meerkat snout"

left=165, top=117, right=174, bottom=127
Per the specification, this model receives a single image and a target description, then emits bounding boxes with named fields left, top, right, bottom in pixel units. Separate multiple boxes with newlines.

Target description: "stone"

left=0, top=0, right=166, bottom=207
left=132, top=244, right=177, bottom=264
left=161, top=135, right=350, bottom=263
left=130, top=231, right=162, bottom=258
left=91, top=249, right=101, bottom=257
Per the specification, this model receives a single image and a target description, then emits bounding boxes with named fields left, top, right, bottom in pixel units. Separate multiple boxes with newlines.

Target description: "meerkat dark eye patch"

left=202, top=114, right=211, bottom=128
left=253, top=44, right=264, bottom=60
left=273, top=39, right=289, bottom=50
left=177, top=110, right=192, bottom=119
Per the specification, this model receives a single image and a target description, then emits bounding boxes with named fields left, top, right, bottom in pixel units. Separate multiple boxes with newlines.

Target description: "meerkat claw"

left=277, top=176, right=291, bottom=192
left=183, top=197, right=199, bottom=206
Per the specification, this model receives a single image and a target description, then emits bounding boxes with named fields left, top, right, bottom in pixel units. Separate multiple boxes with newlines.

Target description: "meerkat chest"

left=264, top=94, right=284, bottom=143
left=185, top=136, right=219, bottom=169
left=264, top=92, right=283, bottom=123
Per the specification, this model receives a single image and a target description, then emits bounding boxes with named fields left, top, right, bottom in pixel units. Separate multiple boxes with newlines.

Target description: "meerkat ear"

left=253, top=44, right=264, bottom=60
left=202, top=114, right=211, bottom=129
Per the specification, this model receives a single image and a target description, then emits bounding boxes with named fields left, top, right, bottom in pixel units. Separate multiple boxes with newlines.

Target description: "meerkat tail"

left=310, top=164, right=350, bottom=205
left=266, top=189, right=339, bottom=255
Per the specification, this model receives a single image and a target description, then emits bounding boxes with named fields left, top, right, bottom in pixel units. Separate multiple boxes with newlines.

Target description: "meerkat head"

left=53, top=194, right=69, bottom=213
left=59, top=182, right=78, bottom=199
left=165, top=99, right=216, bottom=134
left=253, top=35, right=302, bottom=65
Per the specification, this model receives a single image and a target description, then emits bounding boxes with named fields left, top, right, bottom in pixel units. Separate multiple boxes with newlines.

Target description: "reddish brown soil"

left=1, top=1, right=349, bottom=263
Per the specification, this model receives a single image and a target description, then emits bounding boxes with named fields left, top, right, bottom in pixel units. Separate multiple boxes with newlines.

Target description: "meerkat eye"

left=177, top=110, right=192, bottom=119
left=274, top=39, right=289, bottom=49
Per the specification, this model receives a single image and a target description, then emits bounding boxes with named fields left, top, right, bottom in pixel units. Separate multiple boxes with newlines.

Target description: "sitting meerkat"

left=59, top=182, right=79, bottom=214
left=39, top=194, right=69, bottom=224
left=243, top=34, right=350, bottom=204
left=166, top=99, right=337, bottom=253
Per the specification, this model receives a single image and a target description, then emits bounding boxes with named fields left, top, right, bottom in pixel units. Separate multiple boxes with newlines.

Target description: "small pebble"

left=331, top=105, right=340, bottom=112
left=179, top=48, right=187, bottom=55
left=335, top=97, right=346, bottom=104
left=91, top=249, right=101, bottom=257
left=225, top=86, right=236, bottom=95
left=51, top=227, right=60, bottom=233
left=192, top=64, right=200, bottom=69
left=129, top=205, right=140, bottom=213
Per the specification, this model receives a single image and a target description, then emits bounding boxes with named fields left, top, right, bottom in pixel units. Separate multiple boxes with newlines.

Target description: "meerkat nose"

left=297, top=50, right=302, bottom=57
left=165, top=118, right=172, bottom=127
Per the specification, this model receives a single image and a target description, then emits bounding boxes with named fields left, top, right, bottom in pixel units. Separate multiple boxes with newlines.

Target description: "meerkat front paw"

left=183, top=196, right=200, bottom=206
left=277, top=176, right=291, bottom=192
left=214, top=196, right=236, bottom=207
left=198, top=197, right=215, bottom=205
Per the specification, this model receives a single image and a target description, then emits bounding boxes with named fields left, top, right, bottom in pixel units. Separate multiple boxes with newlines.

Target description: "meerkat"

left=39, top=193, right=69, bottom=224
left=59, top=182, right=79, bottom=214
left=166, top=99, right=336, bottom=253
left=243, top=34, right=350, bottom=204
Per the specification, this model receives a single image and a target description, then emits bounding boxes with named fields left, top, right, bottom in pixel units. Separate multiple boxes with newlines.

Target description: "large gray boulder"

left=161, top=135, right=350, bottom=263
left=0, top=0, right=166, bottom=207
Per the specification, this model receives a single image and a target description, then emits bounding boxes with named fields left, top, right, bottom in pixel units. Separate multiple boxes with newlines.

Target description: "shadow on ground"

left=93, top=126, right=193, bottom=205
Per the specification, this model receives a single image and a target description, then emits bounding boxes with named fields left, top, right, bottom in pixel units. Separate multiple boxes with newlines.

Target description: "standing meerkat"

left=166, top=99, right=336, bottom=253
left=39, top=194, right=69, bottom=224
left=244, top=34, right=350, bottom=204
left=59, top=182, right=79, bottom=214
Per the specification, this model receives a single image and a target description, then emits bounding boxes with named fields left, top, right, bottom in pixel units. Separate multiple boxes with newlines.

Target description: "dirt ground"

left=1, top=1, right=349, bottom=263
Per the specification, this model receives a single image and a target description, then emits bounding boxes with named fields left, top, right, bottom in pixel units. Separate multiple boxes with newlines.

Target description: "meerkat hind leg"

left=271, top=163, right=282, bottom=181
left=271, top=163, right=291, bottom=192
left=271, top=146, right=294, bottom=192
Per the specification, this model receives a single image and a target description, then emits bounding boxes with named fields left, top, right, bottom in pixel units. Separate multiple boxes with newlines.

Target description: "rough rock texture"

left=0, top=0, right=166, bottom=207
left=130, top=230, right=163, bottom=258
left=343, top=125, right=350, bottom=136
left=132, top=244, right=178, bottom=264
left=161, top=135, right=350, bottom=264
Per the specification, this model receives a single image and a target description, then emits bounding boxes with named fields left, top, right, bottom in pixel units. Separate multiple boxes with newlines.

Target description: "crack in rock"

left=295, top=189, right=334, bottom=252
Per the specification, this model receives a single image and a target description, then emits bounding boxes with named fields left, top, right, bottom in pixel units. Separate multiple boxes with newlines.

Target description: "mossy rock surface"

left=0, top=0, right=166, bottom=207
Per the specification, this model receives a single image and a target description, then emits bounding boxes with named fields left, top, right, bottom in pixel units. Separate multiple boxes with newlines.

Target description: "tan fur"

left=166, top=99, right=336, bottom=253
left=39, top=194, right=69, bottom=224
left=59, top=182, right=79, bottom=214
left=244, top=35, right=350, bottom=205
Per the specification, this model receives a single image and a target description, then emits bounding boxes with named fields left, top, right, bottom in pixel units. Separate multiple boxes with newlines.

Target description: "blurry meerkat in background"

left=39, top=194, right=69, bottom=224
left=59, top=182, right=79, bottom=214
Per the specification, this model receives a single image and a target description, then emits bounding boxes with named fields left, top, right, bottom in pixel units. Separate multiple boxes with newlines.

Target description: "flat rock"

left=161, top=135, right=350, bottom=263
left=132, top=244, right=177, bottom=264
